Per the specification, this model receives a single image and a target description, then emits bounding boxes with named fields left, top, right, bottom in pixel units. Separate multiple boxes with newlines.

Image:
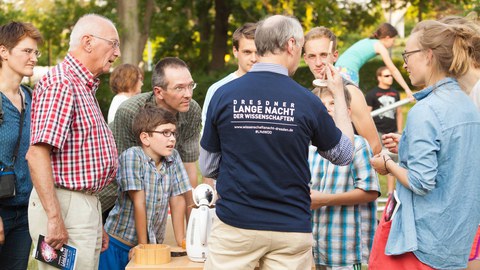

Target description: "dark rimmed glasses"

left=146, top=130, right=177, bottom=138
left=402, top=49, right=422, bottom=64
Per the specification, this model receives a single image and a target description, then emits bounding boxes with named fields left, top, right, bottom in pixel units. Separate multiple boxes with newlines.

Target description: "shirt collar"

left=136, top=146, right=175, bottom=168
left=64, top=53, right=100, bottom=93
left=249, top=62, right=289, bottom=76
left=413, top=77, right=456, bottom=101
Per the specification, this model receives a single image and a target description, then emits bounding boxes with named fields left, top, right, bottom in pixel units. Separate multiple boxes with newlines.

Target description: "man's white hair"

left=68, top=14, right=116, bottom=51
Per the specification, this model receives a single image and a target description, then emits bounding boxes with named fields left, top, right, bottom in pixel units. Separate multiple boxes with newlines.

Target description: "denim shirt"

left=0, top=87, right=32, bottom=206
left=386, top=78, right=480, bottom=269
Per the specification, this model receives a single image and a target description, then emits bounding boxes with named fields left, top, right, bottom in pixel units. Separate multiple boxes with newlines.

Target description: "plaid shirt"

left=308, top=135, right=380, bottom=267
left=105, top=147, right=191, bottom=245
left=110, top=91, right=201, bottom=162
left=30, top=54, right=118, bottom=191
left=99, top=92, right=201, bottom=210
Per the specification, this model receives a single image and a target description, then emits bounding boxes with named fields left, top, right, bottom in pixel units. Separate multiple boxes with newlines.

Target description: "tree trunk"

left=195, top=0, right=213, bottom=72
left=209, top=0, right=231, bottom=72
left=117, top=0, right=154, bottom=67
left=417, top=0, right=424, bottom=22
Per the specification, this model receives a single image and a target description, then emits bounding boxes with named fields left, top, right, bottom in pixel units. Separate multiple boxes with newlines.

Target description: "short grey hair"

left=255, top=15, right=304, bottom=57
left=68, top=14, right=115, bottom=51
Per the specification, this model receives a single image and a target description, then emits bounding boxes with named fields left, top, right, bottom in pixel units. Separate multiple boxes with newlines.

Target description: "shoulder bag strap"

left=11, top=89, right=26, bottom=165
left=0, top=91, right=4, bottom=125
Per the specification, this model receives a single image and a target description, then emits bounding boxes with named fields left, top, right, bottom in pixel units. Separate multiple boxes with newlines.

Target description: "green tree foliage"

left=0, top=1, right=21, bottom=25
left=151, top=0, right=385, bottom=73
left=1, top=0, right=478, bottom=118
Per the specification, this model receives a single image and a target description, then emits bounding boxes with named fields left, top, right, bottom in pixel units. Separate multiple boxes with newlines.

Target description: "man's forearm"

left=333, top=91, right=354, bottom=144
left=183, top=162, right=198, bottom=188
left=26, top=143, right=62, bottom=219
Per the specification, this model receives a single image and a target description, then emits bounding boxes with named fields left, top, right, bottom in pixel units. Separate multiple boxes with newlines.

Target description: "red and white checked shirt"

left=30, top=53, right=118, bottom=192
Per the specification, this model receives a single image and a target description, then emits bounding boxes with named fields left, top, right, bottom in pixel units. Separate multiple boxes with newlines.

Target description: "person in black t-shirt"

left=366, top=66, right=403, bottom=194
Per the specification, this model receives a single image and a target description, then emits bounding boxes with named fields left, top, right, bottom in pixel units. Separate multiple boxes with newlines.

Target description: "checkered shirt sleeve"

left=30, top=54, right=117, bottom=191
left=309, top=135, right=380, bottom=266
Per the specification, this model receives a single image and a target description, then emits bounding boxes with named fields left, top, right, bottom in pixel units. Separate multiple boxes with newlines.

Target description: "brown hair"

left=0, top=21, right=43, bottom=68
left=412, top=20, right=473, bottom=77
left=370, top=23, right=398, bottom=39
left=304, top=26, right=337, bottom=53
left=109, top=64, right=143, bottom=94
left=232, top=22, right=257, bottom=50
left=152, top=57, right=189, bottom=88
left=312, top=86, right=352, bottom=108
left=376, top=66, right=389, bottom=77
left=439, top=14, right=480, bottom=68
left=132, top=104, right=177, bottom=145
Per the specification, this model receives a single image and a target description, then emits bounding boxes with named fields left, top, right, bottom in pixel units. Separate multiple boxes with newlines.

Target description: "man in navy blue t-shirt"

left=200, top=15, right=355, bottom=270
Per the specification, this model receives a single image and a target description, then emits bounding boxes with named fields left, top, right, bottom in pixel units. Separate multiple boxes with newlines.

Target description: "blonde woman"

left=370, top=20, right=480, bottom=269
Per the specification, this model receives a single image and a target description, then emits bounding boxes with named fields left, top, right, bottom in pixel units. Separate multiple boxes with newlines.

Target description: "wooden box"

left=133, top=244, right=171, bottom=265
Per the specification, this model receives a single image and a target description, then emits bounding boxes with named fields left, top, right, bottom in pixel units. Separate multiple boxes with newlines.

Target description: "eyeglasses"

left=402, top=49, right=422, bottom=64
left=167, top=82, right=197, bottom=94
left=16, top=48, right=41, bottom=58
left=382, top=74, right=392, bottom=78
left=147, top=130, right=177, bottom=138
left=90, top=35, right=120, bottom=50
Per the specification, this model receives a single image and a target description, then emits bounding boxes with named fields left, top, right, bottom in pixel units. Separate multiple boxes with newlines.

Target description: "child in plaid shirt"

left=99, top=105, right=192, bottom=270
left=309, top=87, right=381, bottom=270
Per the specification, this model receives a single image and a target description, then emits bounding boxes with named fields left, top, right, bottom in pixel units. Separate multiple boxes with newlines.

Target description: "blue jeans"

left=0, top=205, right=31, bottom=270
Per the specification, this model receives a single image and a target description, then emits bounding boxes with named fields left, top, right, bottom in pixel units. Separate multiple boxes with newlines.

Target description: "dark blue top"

left=201, top=67, right=342, bottom=232
left=0, top=87, right=32, bottom=206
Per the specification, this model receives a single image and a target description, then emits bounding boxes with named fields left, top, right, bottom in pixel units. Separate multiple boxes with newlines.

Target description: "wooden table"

left=126, top=255, right=315, bottom=270
left=126, top=255, right=203, bottom=270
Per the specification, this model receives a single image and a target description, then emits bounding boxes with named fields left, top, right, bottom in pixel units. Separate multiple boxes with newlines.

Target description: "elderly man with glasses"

left=26, top=14, right=121, bottom=269
left=101, top=57, right=201, bottom=240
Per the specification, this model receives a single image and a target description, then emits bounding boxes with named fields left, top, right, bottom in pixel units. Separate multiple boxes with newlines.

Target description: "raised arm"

left=347, top=85, right=382, bottom=155
left=326, top=63, right=354, bottom=143
left=375, top=42, right=413, bottom=98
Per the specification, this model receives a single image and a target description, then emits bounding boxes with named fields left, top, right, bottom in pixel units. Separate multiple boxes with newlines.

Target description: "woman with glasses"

left=369, top=20, right=480, bottom=270
left=335, top=23, right=413, bottom=98
left=0, top=21, right=42, bottom=269
left=107, top=63, right=144, bottom=124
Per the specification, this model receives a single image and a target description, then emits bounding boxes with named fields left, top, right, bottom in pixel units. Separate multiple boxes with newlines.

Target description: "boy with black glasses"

left=99, top=105, right=191, bottom=270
